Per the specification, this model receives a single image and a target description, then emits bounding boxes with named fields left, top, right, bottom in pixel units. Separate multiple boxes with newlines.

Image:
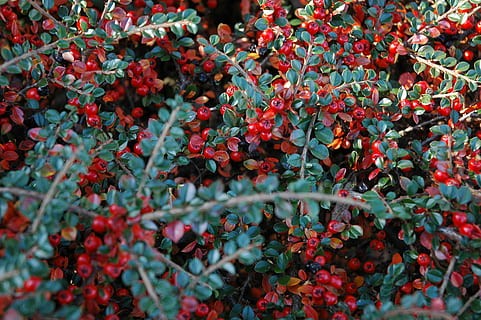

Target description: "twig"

left=0, top=187, right=97, bottom=218
left=457, top=286, right=481, bottom=318
left=188, top=243, right=259, bottom=290
left=335, top=79, right=375, bottom=92
left=156, top=252, right=212, bottom=289
left=50, top=78, right=88, bottom=96
left=141, top=191, right=370, bottom=221
left=299, top=114, right=317, bottom=180
left=293, top=43, right=313, bottom=96
left=136, top=106, right=181, bottom=197
left=398, top=116, right=445, bottom=137
left=31, top=147, right=81, bottom=233
left=97, top=0, right=114, bottom=27
left=381, top=307, right=455, bottom=320
left=0, top=36, right=79, bottom=74
left=0, top=270, right=19, bottom=282
left=137, top=265, right=167, bottom=320
left=27, top=0, right=63, bottom=27
left=439, top=254, right=457, bottom=297
left=412, top=55, right=480, bottom=86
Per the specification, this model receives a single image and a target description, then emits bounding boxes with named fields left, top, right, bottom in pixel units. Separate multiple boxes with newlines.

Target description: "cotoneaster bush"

left=2, top=0, right=481, bottom=319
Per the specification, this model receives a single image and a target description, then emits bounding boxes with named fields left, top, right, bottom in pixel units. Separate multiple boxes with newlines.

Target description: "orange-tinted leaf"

left=287, top=277, right=302, bottom=287
left=329, top=237, right=344, bottom=249
left=368, top=168, right=381, bottom=180
left=1, top=122, right=12, bottom=135
left=391, top=253, right=403, bottom=265
left=337, top=112, right=352, bottom=122
left=213, top=150, right=229, bottom=163
left=217, top=23, right=232, bottom=43
left=51, top=267, right=64, bottom=280
left=399, top=72, right=416, bottom=89
left=290, top=242, right=304, bottom=253
left=280, top=141, right=298, bottom=154
left=61, top=227, right=78, bottom=241
left=163, top=220, right=185, bottom=243
left=243, top=159, right=258, bottom=170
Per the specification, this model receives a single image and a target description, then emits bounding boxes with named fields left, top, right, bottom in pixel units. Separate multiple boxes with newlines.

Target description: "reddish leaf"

left=213, top=150, right=229, bottom=163
left=399, top=72, right=416, bottom=89
left=3, top=151, right=18, bottom=161
left=163, top=220, right=185, bottom=243
left=217, top=23, right=233, bottom=43
left=335, top=168, right=347, bottom=182
left=450, top=271, right=463, bottom=287
left=420, top=231, right=433, bottom=250
left=408, top=34, right=429, bottom=45
left=303, top=305, right=319, bottom=320
left=51, top=267, right=64, bottom=280
left=1, top=122, right=12, bottom=135
left=227, top=137, right=241, bottom=152
left=10, top=106, right=24, bottom=125
left=337, top=112, right=352, bottom=122
left=368, top=168, right=380, bottom=180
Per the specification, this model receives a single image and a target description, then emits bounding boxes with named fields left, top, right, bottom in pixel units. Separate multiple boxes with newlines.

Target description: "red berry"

left=109, top=204, right=127, bottom=216
left=327, top=220, right=346, bottom=233
left=314, top=270, right=331, bottom=284
left=77, top=263, right=93, bottom=278
left=104, top=263, right=122, bottom=278
left=195, top=303, right=209, bottom=317
left=92, top=215, right=108, bottom=233
left=468, top=158, right=481, bottom=174
left=136, top=85, right=149, bottom=96
left=464, top=50, right=475, bottom=62
left=202, top=60, right=216, bottom=73
left=203, top=146, right=216, bottom=159
left=83, top=284, right=98, bottom=299
left=347, top=257, right=361, bottom=271
left=270, top=97, right=285, bottom=112
left=230, top=151, right=244, bottom=162
left=312, top=285, right=324, bottom=299
left=84, top=233, right=102, bottom=253
left=57, top=290, right=75, bottom=304
left=323, top=291, right=338, bottom=306
left=196, top=106, right=212, bottom=121
left=363, top=261, right=376, bottom=274
left=306, top=237, right=320, bottom=248
left=23, top=276, right=42, bottom=292
left=417, top=253, right=431, bottom=267
left=131, top=107, right=144, bottom=118
left=256, top=298, right=268, bottom=311
left=452, top=211, right=468, bottom=228
left=49, top=234, right=61, bottom=246
left=86, top=114, right=101, bottom=128
left=26, top=88, right=40, bottom=100
left=433, top=169, right=450, bottom=183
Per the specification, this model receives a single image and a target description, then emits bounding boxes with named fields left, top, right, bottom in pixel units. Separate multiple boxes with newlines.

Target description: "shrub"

left=1, top=0, right=481, bottom=319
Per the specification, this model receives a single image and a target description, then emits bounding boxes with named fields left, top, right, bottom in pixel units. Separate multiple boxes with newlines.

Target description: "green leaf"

left=309, top=139, right=329, bottom=160
left=188, top=258, right=203, bottom=275
left=330, top=71, right=342, bottom=87
left=42, top=0, right=54, bottom=9
left=254, top=18, right=268, bottom=31
left=290, top=129, right=306, bottom=147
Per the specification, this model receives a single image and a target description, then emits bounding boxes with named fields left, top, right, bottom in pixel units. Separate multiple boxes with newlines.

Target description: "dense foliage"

left=2, top=0, right=481, bottom=319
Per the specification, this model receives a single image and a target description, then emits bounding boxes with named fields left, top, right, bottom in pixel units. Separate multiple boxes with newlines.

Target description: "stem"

left=412, top=55, right=480, bottom=86
left=457, top=286, right=481, bottom=317
left=293, top=43, right=313, bottom=96
left=187, top=243, right=258, bottom=290
left=381, top=307, right=455, bottom=320
left=0, top=270, right=19, bottom=282
left=137, top=265, right=167, bottom=320
left=27, top=0, right=63, bottom=27
left=299, top=115, right=317, bottom=180
left=31, top=147, right=81, bottom=233
left=439, top=254, right=457, bottom=297
left=156, top=252, right=212, bottom=289
left=398, top=116, right=445, bottom=137
left=137, top=106, right=181, bottom=197
left=97, top=0, right=114, bottom=27
left=141, top=191, right=370, bottom=221
left=0, top=187, right=97, bottom=218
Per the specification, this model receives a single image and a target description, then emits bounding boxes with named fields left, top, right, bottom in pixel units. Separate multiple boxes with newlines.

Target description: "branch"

left=398, top=116, right=445, bottom=137
left=137, top=265, right=167, bottom=320
left=137, top=106, right=181, bottom=197
left=412, top=55, right=480, bottom=86
left=293, top=43, right=313, bottom=96
left=155, top=252, right=212, bottom=289
left=31, top=147, right=81, bottom=233
left=0, top=187, right=97, bottom=218
left=27, top=0, right=63, bottom=27
left=299, top=114, right=317, bottom=180
left=382, top=307, right=455, bottom=320
left=457, top=286, right=481, bottom=318
left=187, top=243, right=259, bottom=290
left=439, top=254, right=457, bottom=297
left=0, top=270, right=19, bottom=283
left=141, top=191, right=370, bottom=221
left=97, top=0, right=114, bottom=27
